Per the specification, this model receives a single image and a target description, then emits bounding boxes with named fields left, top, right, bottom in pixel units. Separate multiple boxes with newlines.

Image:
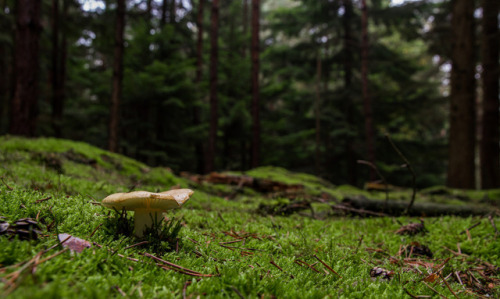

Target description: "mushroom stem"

left=134, top=210, right=162, bottom=238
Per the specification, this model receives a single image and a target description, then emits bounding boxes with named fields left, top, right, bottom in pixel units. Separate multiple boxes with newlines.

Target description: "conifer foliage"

left=0, top=0, right=497, bottom=189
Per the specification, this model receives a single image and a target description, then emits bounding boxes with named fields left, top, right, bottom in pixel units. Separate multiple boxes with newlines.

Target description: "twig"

left=35, top=196, right=52, bottom=204
left=37, top=248, right=69, bottom=264
left=113, top=285, right=127, bottom=297
left=313, top=254, right=341, bottom=278
left=330, top=204, right=388, bottom=217
left=454, top=271, right=464, bottom=286
left=403, top=288, right=429, bottom=299
left=220, top=244, right=264, bottom=252
left=422, top=281, right=446, bottom=299
left=1, top=177, right=13, bottom=190
left=88, top=223, right=103, bottom=239
left=182, top=281, right=191, bottom=299
left=143, top=253, right=216, bottom=277
left=44, top=234, right=72, bottom=253
left=460, top=222, right=481, bottom=235
left=357, top=160, right=389, bottom=202
left=438, top=273, right=459, bottom=299
left=295, top=259, right=321, bottom=273
left=123, top=241, right=149, bottom=250
left=269, top=260, right=294, bottom=279
left=231, top=286, right=245, bottom=299
left=269, top=260, right=283, bottom=272
left=385, top=133, right=417, bottom=214
left=488, top=215, right=498, bottom=236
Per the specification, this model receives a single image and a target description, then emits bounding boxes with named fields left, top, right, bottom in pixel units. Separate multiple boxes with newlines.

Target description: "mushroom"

left=101, top=189, right=193, bottom=237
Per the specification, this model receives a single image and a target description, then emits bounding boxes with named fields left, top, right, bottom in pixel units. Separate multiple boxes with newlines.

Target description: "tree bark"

left=447, top=0, right=476, bottom=189
left=169, top=0, right=176, bottom=24
left=314, top=51, right=322, bottom=175
left=480, top=0, right=499, bottom=189
left=9, top=0, right=42, bottom=136
left=250, top=0, right=260, bottom=168
left=243, top=0, right=248, bottom=43
left=50, top=0, right=61, bottom=137
left=160, top=0, right=167, bottom=27
left=108, top=0, right=125, bottom=153
left=0, top=1, right=10, bottom=126
left=146, top=0, right=152, bottom=21
left=194, top=0, right=205, bottom=173
left=57, top=0, right=68, bottom=136
left=343, top=0, right=357, bottom=185
left=360, top=0, right=375, bottom=180
left=206, top=0, right=219, bottom=173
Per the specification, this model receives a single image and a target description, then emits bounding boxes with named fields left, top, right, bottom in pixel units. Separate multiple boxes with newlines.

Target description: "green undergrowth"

left=0, top=137, right=499, bottom=298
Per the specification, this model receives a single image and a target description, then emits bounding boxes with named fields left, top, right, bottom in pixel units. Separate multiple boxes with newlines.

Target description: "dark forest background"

left=0, top=0, right=498, bottom=190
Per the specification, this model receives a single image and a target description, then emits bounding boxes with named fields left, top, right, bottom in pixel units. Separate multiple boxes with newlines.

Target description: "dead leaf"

left=58, top=234, right=91, bottom=253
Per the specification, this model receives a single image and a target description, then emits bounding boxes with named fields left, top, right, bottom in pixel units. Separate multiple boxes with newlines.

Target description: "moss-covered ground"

left=0, top=136, right=499, bottom=298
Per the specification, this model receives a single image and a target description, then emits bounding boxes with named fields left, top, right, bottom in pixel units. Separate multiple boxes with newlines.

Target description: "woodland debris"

left=0, top=217, right=43, bottom=241
left=369, top=267, right=394, bottom=280
left=396, top=220, right=427, bottom=236
left=257, top=200, right=311, bottom=216
left=342, top=196, right=492, bottom=217
left=63, top=149, right=97, bottom=166
left=57, top=233, right=92, bottom=253
left=401, top=242, right=433, bottom=258
left=182, top=172, right=304, bottom=194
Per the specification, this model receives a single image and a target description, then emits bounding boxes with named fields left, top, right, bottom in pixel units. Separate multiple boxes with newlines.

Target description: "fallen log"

left=182, top=172, right=304, bottom=194
left=341, top=196, right=495, bottom=217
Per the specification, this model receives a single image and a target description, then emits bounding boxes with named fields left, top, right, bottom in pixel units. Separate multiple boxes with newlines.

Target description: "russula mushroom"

left=101, top=189, right=193, bottom=237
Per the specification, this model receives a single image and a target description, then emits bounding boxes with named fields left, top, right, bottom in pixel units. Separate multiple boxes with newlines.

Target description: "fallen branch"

left=342, top=196, right=492, bottom=217
left=143, top=253, right=216, bottom=277
left=313, top=254, right=341, bottom=278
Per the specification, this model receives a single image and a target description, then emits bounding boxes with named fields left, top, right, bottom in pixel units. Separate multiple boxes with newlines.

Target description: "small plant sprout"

left=101, top=189, right=193, bottom=237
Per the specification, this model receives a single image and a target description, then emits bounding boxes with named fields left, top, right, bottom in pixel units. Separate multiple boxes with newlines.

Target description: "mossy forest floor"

left=0, top=136, right=499, bottom=298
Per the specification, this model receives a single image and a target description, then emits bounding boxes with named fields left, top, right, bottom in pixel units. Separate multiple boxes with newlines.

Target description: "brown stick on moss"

left=385, top=134, right=416, bottom=214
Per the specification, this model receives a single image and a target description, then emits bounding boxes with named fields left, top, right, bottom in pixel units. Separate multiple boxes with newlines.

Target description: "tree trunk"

left=243, top=0, right=248, bottom=44
left=9, top=0, right=42, bottom=136
left=343, top=0, right=357, bottom=185
left=447, top=0, right=476, bottom=189
left=360, top=0, right=375, bottom=180
left=57, top=0, right=68, bottom=137
left=169, top=0, right=176, bottom=24
left=241, top=0, right=249, bottom=169
left=250, top=0, right=260, bottom=168
left=161, top=0, right=167, bottom=27
left=146, top=0, right=152, bottom=21
left=194, top=0, right=205, bottom=173
left=50, top=0, right=61, bottom=137
left=314, top=51, right=322, bottom=175
left=206, top=0, right=219, bottom=173
left=0, top=0, right=9, bottom=127
left=480, top=0, right=499, bottom=189
left=108, top=0, right=125, bottom=153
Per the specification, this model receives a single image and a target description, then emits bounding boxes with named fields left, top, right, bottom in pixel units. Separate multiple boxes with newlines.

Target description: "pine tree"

left=108, top=0, right=125, bottom=152
left=250, top=0, right=260, bottom=168
left=9, top=0, right=42, bottom=136
left=206, top=0, right=219, bottom=172
left=361, top=0, right=375, bottom=180
left=447, top=0, right=475, bottom=188
left=480, top=0, right=499, bottom=189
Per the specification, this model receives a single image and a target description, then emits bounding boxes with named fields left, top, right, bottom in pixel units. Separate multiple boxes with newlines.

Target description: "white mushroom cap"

left=102, top=189, right=193, bottom=237
left=102, top=189, right=193, bottom=211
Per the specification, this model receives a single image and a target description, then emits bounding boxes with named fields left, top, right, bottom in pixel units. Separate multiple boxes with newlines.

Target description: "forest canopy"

left=0, top=0, right=498, bottom=190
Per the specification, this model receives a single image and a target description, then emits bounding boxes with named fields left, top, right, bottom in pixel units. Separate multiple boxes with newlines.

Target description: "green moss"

left=0, top=137, right=499, bottom=298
